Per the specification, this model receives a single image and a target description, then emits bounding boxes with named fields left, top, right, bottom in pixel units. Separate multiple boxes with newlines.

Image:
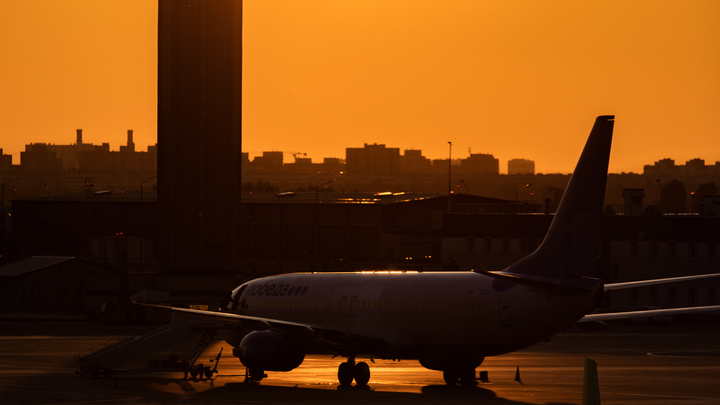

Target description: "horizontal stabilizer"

left=604, top=273, right=720, bottom=291
left=578, top=304, right=720, bottom=323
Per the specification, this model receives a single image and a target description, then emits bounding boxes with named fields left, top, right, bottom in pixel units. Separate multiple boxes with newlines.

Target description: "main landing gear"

left=337, top=357, right=370, bottom=386
left=443, top=368, right=477, bottom=386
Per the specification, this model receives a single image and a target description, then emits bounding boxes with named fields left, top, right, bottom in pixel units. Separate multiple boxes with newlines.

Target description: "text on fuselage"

left=248, top=283, right=309, bottom=297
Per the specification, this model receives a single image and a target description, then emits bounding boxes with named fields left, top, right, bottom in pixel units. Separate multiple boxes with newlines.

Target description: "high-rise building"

left=157, top=0, right=243, bottom=273
left=460, top=153, right=499, bottom=175
left=346, top=143, right=400, bottom=176
left=119, top=130, right=136, bottom=153
left=20, top=144, right=62, bottom=172
left=508, top=158, right=535, bottom=175
left=0, top=149, right=12, bottom=173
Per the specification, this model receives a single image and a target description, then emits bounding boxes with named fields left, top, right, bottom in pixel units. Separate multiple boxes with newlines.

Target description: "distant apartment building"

left=400, top=149, right=432, bottom=173
left=508, top=158, right=535, bottom=175
left=250, top=151, right=284, bottom=172
left=0, top=149, right=12, bottom=173
left=79, top=149, right=157, bottom=173
left=21, top=129, right=156, bottom=173
left=459, top=153, right=499, bottom=175
left=20, top=143, right=62, bottom=172
left=346, top=143, right=400, bottom=176
left=46, top=129, right=111, bottom=170
left=282, top=156, right=314, bottom=174
left=644, top=158, right=720, bottom=177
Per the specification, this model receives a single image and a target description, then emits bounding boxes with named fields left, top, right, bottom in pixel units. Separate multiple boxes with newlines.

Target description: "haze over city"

left=1, top=0, right=719, bottom=173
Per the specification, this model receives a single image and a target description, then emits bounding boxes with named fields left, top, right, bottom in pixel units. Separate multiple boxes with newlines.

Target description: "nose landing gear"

left=337, top=357, right=370, bottom=386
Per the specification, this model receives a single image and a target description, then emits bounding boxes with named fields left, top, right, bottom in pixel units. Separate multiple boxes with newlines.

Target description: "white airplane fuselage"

left=229, top=272, right=601, bottom=360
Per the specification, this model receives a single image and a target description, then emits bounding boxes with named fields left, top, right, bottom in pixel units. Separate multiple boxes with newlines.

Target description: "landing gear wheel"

left=459, top=369, right=477, bottom=386
left=443, top=370, right=459, bottom=385
left=338, top=362, right=354, bottom=385
left=247, top=368, right=266, bottom=382
left=354, top=362, right=370, bottom=386
left=190, top=368, right=199, bottom=378
left=204, top=369, right=213, bottom=379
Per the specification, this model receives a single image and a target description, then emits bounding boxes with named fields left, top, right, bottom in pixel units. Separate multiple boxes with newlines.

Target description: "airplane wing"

left=577, top=304, right=720, bottom=323
left=138, top=303, right=316, bottom=334
left=136, top=303, right=387, bottom=349
left=604, top=273, right=720, bottom=292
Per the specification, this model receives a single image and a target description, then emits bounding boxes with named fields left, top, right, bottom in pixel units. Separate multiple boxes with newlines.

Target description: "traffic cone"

left=514, top=366, right=523, bottom=385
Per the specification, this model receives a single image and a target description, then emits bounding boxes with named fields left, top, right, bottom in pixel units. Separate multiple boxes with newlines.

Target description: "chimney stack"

left=127, top=130, right=135, bottom=152
left=76, top=129, right=83, bottom=145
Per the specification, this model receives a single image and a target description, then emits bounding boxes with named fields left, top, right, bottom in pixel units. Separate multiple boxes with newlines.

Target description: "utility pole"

left=1, top=178, right=22, bottom=259
left=140, top=175, right=157, bottom=203
left=447, top=142, right=452, bottom=212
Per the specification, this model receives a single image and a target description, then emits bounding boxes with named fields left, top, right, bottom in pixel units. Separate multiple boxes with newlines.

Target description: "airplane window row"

left=245, top=299, right=482, bottom=311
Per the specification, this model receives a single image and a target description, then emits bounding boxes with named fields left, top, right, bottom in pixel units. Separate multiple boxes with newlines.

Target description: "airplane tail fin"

left=506, top=115, right=614, bottom=279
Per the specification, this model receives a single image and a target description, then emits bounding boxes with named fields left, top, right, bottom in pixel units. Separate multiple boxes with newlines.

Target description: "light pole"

left=448, top=142, right=452, bottom=211
left=1, top=177, right=22, bottom=225
left=645, top=179, right=662, bottom=213
left=140, top=175, right=157, bottom=203
left=516, top=183, right=532, bottom=201
left=1, top=178, right=21, bottom=254
left=315, top=179, right=335, bottom=204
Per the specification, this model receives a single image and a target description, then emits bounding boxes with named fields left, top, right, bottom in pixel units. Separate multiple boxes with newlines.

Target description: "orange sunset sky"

left=1, top=0, right=719, bottom=174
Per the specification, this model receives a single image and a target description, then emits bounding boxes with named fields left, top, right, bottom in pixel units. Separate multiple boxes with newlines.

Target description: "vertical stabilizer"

left=507, top=116, right=614, bottom=278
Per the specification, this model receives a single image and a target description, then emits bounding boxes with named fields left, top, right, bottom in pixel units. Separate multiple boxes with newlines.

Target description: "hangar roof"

left=0, top=256, right=76, bottom=277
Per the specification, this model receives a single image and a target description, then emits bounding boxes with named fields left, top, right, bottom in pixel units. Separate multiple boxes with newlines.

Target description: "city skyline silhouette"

left=1, top=1, right=719, bottom=173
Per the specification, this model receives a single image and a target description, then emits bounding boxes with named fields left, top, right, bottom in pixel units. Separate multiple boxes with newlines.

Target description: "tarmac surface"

left=1, top=321, right=719, bottom=404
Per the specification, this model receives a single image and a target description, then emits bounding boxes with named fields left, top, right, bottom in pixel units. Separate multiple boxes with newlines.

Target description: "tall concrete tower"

left=157, top=0, right=243, bottom=273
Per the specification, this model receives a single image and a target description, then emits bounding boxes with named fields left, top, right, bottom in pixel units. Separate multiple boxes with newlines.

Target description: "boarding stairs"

left=185, top=327, right=218, bottom=367
left=75, top=316, right=217, bottom=377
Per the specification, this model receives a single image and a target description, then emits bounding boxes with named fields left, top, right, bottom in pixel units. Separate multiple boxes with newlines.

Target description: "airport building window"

left=650, top=241, right=658, bottom=259
left=630, top=289, right=638, bottom=303
left=708, top=289, right=717, bottom=304
left=630, top=241, right=638, bottom=259
left=519, top=239, right=528, bottom=255
left=668, top=287, right=676, bottom=304
left=649, top=286, right=658, bottom=303
left=467, top=238, right=474, bottom=254
left=502, top=238, right=510, bottom=256
left=669, top=241, right=677, bottom=259
left=689, top=242, right=697, bottom=260
left=484, top=238, right=493, bottom=255
left=708, top=243, right=717, bottom=260
left=612, top=263, right=619, bottom=280
left=689, top=288, right=697, bottom=305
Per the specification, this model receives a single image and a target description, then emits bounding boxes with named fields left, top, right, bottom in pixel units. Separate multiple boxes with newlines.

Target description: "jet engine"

left=235, top=330, right=305, bottom=372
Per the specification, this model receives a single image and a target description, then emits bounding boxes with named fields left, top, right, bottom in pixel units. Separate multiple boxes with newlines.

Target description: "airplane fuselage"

left=228, top=271, right=600, bottom=361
